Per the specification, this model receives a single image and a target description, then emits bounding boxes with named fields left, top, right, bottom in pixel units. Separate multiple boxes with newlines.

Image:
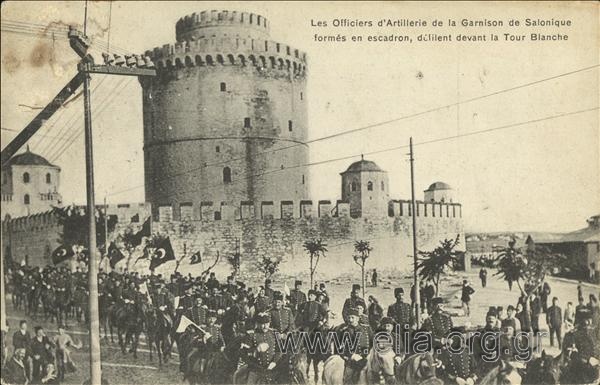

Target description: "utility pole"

left=409, top=137, right=421, bottom=328
left=104, top=196, right=108, bottom=262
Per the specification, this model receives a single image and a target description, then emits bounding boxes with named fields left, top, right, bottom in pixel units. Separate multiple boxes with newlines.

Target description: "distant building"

left=424, top=181, right=454, bottom=203
left=340, top=157, right=390, bottom=218
left=534, top=215, right=600, bottom=277
left=1, top=148, right=62, bottom=218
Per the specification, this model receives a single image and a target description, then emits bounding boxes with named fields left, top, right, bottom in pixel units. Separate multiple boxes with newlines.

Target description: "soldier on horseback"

left=342, top=284, right=367, bottom=323
left=562, top=310, right=600, bottom=384
left=241, top=312, right=283, bottom=384
left=438, top=327, right=477, bottom=385
left=422, top=297, right=453, bottom=352
left=289, top=280, right=307, bottom=316
left=269, top=291, right=294, bottom=337
left=333, top=307, right=373, bottom=384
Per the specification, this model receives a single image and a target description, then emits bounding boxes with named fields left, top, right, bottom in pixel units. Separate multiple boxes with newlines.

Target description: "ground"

left=3, top=269, right=599, bottom=384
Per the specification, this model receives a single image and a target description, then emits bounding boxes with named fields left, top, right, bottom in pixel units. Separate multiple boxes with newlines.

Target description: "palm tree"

left=303, top=239, right=328, bottom=288
left=417, top=235, right=462, bottom=296
left=353, top=240, right=372, bottom=298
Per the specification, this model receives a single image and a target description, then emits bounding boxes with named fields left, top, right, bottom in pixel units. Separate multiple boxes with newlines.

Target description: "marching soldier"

left=289, top=280, right=307, bottom=314
left=342, top=284, right=367, bottom=323
left=334, top=308, right=373, bottom=385
left=243, top=313, right=282, bottom=385
left=387, top=288, right=413, bottom=333
left=269, top=291, right=294, bottom=336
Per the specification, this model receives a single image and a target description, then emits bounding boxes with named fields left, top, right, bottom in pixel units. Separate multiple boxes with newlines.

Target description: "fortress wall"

left=150, top=200, right=464, bottom=278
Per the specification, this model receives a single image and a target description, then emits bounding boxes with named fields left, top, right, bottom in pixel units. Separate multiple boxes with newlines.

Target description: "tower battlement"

left=175, top=10, right=269, bottom=42
left=144, top=36, right=307, bottom=77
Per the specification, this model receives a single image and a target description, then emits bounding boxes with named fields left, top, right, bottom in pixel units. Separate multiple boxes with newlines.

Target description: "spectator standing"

left=530, top=292, right=542, bottom=334
left=461, top=280, right=475, bottom=317
left=502, top=305, right=522, bottom=333
left=367, top=295, right=383, bottom=331
left=546, top=297, right=562, bottom=349
left=540, top=282, right=551, bottom=313
left=371, top=269, right=378, bottom=287
left=30, top=326, right=54, bottom=383
left=563, top=301, right=575, bottom=333
left=479, top=267, right=488, bottom=288
left=53, top=324, right=82, bottom=380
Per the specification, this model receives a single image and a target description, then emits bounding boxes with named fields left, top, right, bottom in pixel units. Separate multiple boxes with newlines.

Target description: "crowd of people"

left=1, top=260, right=599, bottom=385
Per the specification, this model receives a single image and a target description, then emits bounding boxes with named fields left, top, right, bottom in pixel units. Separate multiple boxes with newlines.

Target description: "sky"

left=1, top=1, right=599, bottom=233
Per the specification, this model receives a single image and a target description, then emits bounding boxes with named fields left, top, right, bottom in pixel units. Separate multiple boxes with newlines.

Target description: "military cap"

left=347, top=308, right=360, bottom=317
left=431, top=297, right=443, bottom=305
left=394, top=288, right=404, bottom=297
left=507, top=305, right=515, bottom=311
left=295, top=280, right=302, bottom=286
left=265, top=279, right=272, bottom=285
left=256, top=312, right=271, bottom=324
left=352, top=284, right=361, bottom=291
left=486, top=307, right=498, bottom=318
left=273, top=291, right=284, bottom=301
left=380, top=317, right=395, bottom=326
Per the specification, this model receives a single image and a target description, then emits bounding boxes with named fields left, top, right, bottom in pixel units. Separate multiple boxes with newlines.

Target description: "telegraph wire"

left=50, top=77, right=134, bottom=162
left=107, top=106, right=598, bottom=198
left=107, top=64, right=599, bottom=195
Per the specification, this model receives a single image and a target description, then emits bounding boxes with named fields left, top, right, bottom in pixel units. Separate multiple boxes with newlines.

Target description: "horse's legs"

left=313, top=359, right=320, bottom=383
left=118, top=328, right=126, bottom=354
left=132, top=332, right=139, bottom=359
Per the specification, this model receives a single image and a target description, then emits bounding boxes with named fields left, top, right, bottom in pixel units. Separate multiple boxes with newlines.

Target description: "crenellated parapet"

left=175, top=10, right=269, bottom=42
left=144, top=36, right=307, bottom=77
left=153, top=198, right=463, bottom=222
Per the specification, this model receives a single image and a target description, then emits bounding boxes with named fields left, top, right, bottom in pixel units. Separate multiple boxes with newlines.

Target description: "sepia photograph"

left=1, top=1, right=599, bottom=384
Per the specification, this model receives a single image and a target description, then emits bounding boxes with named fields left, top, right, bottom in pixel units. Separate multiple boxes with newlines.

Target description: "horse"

left=365, top=347, right=397, bottom=384
left=150, top=308, right=173, bottom=366
left=114, top=301, right=145, bottom=359
left=72, top=289, right=89, bottom=324
left=321, top=354, right=368, bottom=385
left=522, top=350, right=562, bottom=384
left=41, top=286, right=57, bottom=323
left=477, top=361, right=522, bottom=385
left=395, top=352, right=441, bottom=385
left=99, top=295, right=114, bottom=342
left=55, top=287, right=72, bottom=326
left=305, top=326, right=331, bottom=383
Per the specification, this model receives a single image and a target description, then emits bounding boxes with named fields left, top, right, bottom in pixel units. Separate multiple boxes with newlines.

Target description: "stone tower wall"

left=141, top=10, right=309, bottom=215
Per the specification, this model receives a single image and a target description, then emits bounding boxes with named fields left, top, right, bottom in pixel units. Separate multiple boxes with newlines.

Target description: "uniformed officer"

left=342, top=284, right=367, bottom=323
left=473, top=308, right=501, bottom=378
left=243, top=313, right=282, bottom=385
left=422, top=297, right=453, bottom=350
left=296, top=289, right=328, bottom=331
left=289, top=280, right=307, bottom=315
left=269, top=291, right=294, bottom=336
left=253, top=286, right=271, bottom=315
left=439, top=327, right=477, bottom=385
left=387, top=288, right=413, bottom=333
left=374, top=316, right=403, bottom=382
left=187, top=296, right=208, bottom=327
left=334, top=308, right=373, bottom=385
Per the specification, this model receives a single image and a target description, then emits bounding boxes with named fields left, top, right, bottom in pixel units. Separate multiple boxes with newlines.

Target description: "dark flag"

left=108, top=242, right=125, bottom=269
left=52, top=245, right=74, bottom=265
left=131, top=217, right=151, bottom=247
left=190, top=251, right=202, bottom=265
left=149, top=237, right=175, bottom=270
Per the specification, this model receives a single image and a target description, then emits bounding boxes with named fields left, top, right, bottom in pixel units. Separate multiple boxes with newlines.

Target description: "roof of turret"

left=341, top=158, right=384, bottom=174
left=3, top=148, right=58, bottom=169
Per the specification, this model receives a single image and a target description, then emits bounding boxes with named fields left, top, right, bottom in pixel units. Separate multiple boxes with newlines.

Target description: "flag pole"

left=104, top=196, right=108, bottom=268
left=409, top=137, right=421, bottom=328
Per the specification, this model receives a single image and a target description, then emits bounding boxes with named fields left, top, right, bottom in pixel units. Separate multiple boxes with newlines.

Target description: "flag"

left=190, top=251, right=202, bottom=265
left=131, top=217, right=151, bottom=247
left=283, top=282, right=291, bottom=297
left=108, top=242, right=125, bottom=269
left=149, top=237, right=175, bottom=270
left=176, top=315, right=205, bottom=334
left=52, top=245, right=74, bottom=265
left=139, top=282, right=152, bottom=304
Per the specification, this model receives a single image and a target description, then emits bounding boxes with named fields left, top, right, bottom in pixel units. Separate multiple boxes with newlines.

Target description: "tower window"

left=220, top=82, right=226, bottom=92
left=215, top=146, right=220, bottom=153
left=24, top=194, right=30, bottom=205
left=244, top=118, right=251, bottom=128
left=351, top=181, right=357, bottom=192
left=288, top=120, right=293, bottom=131
left=300, top=92, right=303, bottom=100
left=46, top=173, right=52, bottom=183
left=223, top=167, right=232, bottom=183
left=302, top=174, right=305, bottom=184
left=381, top=181, right=385, bottom=191
left=23, top=172, right=30, bottom=183
left=367, top=181, right=373, bottom=191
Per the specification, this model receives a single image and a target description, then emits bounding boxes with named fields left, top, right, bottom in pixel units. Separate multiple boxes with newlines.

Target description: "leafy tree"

left=417, top=235, right=462, bottom=296
left=256, top=256, right=280, bottom=280
left=494, top=237, right=564, bottom=299
left=303, top=239, right=328, bottom=288
left=55, top=205, right=117, bottom=252
left=353, top=240, right=372, bottom=298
